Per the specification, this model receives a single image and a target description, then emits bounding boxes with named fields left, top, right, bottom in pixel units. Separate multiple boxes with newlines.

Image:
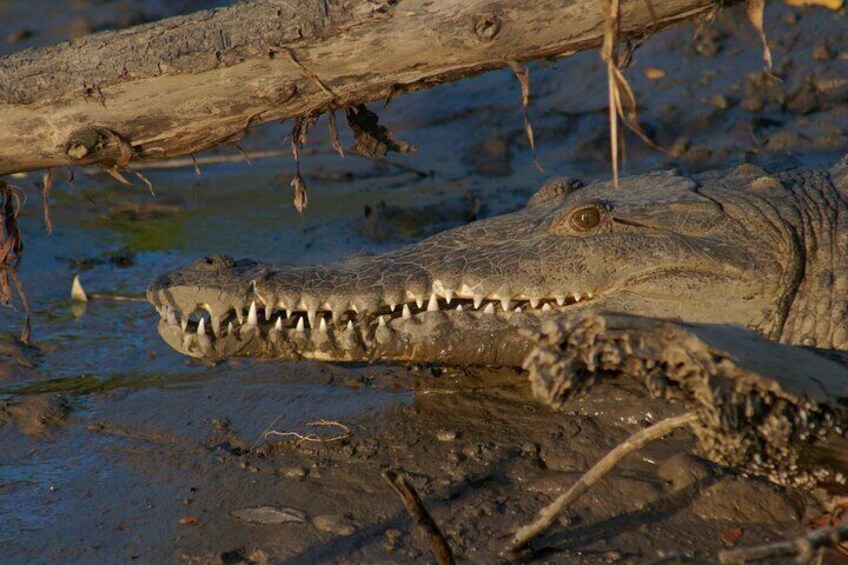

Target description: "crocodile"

left=148, top=157, right=848, bottom=365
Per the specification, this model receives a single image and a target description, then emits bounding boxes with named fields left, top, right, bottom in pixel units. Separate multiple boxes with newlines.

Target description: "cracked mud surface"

left=1, top=2, right=847, bottom=563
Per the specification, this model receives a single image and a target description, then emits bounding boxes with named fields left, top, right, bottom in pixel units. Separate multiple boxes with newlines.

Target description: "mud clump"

left=0, top=393, right=69, bottom=437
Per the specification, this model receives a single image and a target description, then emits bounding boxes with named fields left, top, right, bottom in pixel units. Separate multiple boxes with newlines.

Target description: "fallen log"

left=0, top=0, right=737, bottom=177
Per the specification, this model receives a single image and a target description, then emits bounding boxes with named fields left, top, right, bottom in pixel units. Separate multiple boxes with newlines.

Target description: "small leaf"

left=721, top=527, right=743, bottom=546
left=327, top=109, right=345, bottom=158
left=291, top=173, right=308, bottom=213
left=644, top=67, right=666, bottom=80
left=179, top=516, right=199, bottom=526
left=231, top=506, right=307, bottom=525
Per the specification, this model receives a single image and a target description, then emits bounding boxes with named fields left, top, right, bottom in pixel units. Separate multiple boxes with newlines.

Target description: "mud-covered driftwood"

left=0, top=0, right=737, bottom=176
left=524, top=312, right=848, bottom=489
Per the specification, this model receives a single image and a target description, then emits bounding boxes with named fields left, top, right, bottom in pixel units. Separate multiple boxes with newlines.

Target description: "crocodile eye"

left=569, top=206, right=601, bottom=232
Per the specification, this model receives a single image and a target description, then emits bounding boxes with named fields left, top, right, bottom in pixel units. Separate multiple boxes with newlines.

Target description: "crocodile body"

left=148, top=158, right=848, bottom=364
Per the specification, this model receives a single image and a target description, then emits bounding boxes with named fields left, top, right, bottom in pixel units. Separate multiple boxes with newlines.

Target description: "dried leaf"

left=231, top=506, right=307, bottom=525
left=345, top=104, right=416, bottom=159
left=291, top=173, right=308, bottom=213
left=327, top=109, right=345, bottom=158
left=746, top=0, right=772, bottom=72
left=601, top=0, right=662, bottom=187
left=722, top=527, right=744, bottom=546
left=179, top=516, right=199, bottom=526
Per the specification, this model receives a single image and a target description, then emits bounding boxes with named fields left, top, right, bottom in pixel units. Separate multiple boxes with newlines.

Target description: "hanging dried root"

left=745, top=0, right=772, bottom=73
left=507, top=60, right=544, bottom=173
left=601, top=0, right=661, bottom=187
left=0, top=181, right=30, bottom=342
left=505, top=411, right=699, bottom=555
left=289, top=116, right=316, bottom=213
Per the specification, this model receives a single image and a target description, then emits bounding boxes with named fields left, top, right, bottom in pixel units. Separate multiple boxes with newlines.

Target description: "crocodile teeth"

left=529, top=298, right=540, bottom=309
left=307, top=309, right=317, bottom=328
left=378, top=316, right=386, bottom=328
left=227, top=321, right=235, bottom=335
left=555, top=296, right=566, bottom=306
left=483, top=303, right=495, bottom=314
left=473, top=296, right=483, bottom=309
left=181, top=316, right=189, bottom=332
left=415, top=296, right=424, bottom=309
left=572, top=293, right=581, bottom=303
left=274, top=317, right=283, bottom=331
left=427, top=294, right=439, bottom=312
left=444, top=290, right=453, bottom=305
left=389, top=303, right=397, bottom=312
left=264, top=304, right=273, bottom=321
left=542, top=303, right=552, bottom=312
left=456, top=304, right=463, bottom=312
left=295, top=317, right=305, bottom=332
left=500, top=297, right=511, bottom=311
left=514, top=306, right=522, bottom=313
left=346, top=320, right=354, bottom=332
left=319, top=317, right=328, bottom=332
left=211, top=316, right=221, bottom=337
left=197, top=317, right=206, bottom=336
left=166, top=308, right=178, bottom=326
left=402, top=304, right=412, bottom=320
left=247, top=301, right=258, bottom=327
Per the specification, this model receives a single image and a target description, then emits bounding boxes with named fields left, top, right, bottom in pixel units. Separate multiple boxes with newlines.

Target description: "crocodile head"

left=148, top=165, right=837, bottom=364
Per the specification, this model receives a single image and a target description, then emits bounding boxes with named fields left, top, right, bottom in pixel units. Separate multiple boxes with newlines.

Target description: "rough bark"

left=0, top=0, right=734, bottom=176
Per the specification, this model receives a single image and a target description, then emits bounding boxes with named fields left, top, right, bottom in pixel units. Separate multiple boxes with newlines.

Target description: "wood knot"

left=472, top=13, right=502, bottom=41
left=65, top=127, right=134, bottom=166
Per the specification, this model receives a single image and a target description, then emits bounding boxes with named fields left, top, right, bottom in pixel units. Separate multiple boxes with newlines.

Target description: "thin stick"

left=382, top=470, right=456, bottom=565
left=718, top=524, right=848, bottom=564
left=506, top=411, right=699, bottom=553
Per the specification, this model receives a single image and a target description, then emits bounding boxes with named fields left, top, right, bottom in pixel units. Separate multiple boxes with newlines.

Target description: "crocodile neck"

left=782, top=171, right=848, bottom=349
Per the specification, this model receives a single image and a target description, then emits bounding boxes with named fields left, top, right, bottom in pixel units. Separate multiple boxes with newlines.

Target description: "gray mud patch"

left=0, top=368, right=820, bottom=563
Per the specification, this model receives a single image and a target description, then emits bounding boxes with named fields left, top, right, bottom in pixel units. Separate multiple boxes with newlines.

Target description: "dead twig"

left=263, top=419, right=352, bottom=447
left=382, top=470, right=456, bottom=565
left=506, top=411, right=699, bottom=554
left=718, top=524, right=848, bottom=563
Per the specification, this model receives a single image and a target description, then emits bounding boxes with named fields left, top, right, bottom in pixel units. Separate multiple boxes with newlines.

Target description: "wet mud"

left=1, top=2, right=847, bottom=563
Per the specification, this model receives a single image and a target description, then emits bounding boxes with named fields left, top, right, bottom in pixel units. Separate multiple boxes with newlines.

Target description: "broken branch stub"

left=345, top=105, right=416, bottom=160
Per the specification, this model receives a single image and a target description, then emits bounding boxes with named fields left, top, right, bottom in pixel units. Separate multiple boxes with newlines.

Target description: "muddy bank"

left=0, top=1, right=847, bottom=563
